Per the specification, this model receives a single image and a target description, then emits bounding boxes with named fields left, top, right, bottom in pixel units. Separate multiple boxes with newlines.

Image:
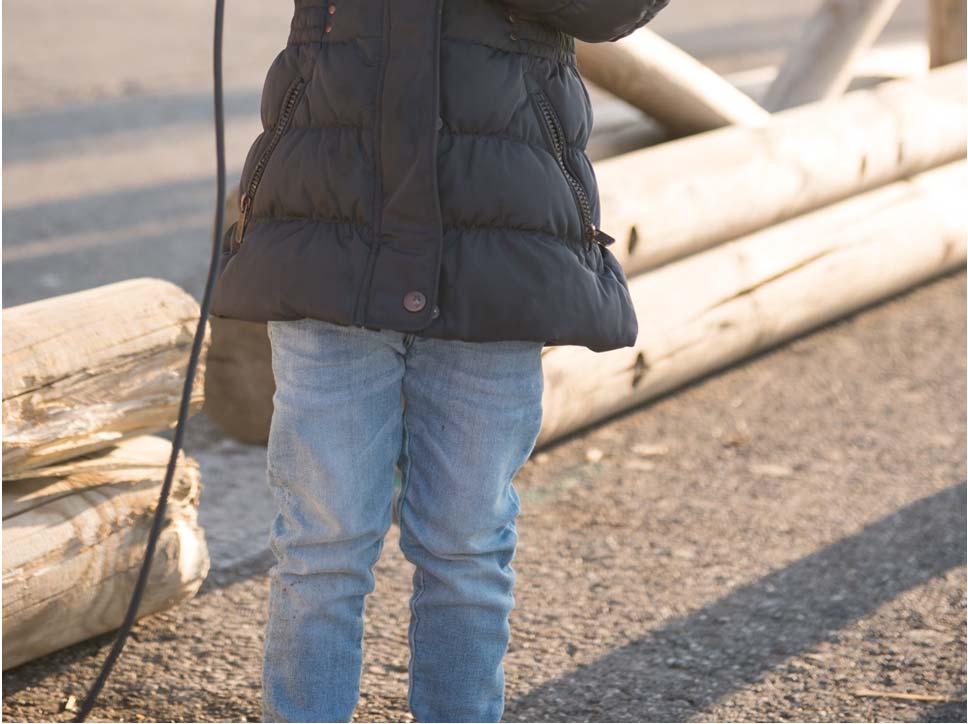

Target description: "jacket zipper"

left=353, top=0, right=391, bottom=327
left=530, top=87, right=615, bottom=251
left=234, top=78, right=307, bottom=249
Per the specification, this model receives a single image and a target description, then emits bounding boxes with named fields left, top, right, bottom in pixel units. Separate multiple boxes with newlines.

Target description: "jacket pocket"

left=232, top=77, right=308, bottom=251
left=523, top=73, right=615, bottom=252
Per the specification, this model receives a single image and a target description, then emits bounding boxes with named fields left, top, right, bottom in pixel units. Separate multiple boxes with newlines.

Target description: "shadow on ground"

left=506, top=484, right=967, bottom=722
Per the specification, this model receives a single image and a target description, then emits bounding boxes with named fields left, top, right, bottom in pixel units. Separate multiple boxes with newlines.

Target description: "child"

left=212, top=1, right=669, bottom=720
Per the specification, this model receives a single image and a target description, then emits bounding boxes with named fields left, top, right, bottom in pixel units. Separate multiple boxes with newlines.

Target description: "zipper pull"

left=234, top=193, right=252, bottom=249
left=591, top=227, right=616, bottom=247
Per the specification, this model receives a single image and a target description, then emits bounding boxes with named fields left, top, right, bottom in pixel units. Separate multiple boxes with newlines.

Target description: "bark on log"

left=2, top=436, right=209, bottom=670
left=2, top=278, right=209, bottom=477
left=763, top=0, right=903, bottom=111
left=537, top=161, right=967, bottom=446
left=598, top=62, right=966, bottom=274
left=930, top=0, right=968, bottom=67
left=575, top=30, right=769, bottom=136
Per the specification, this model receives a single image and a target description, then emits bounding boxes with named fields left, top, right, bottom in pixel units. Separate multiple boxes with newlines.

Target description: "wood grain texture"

left=2, top=436, right=210, bottom=670
left=2, top=278, right=209, bottom=477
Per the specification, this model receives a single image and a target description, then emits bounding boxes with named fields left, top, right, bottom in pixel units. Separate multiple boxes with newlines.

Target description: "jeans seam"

left=399, top=401, right=425, bottom=715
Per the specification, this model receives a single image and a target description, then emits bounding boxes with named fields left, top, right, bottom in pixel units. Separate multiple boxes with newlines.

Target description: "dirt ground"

left=4, top=272, right=964, bottom=723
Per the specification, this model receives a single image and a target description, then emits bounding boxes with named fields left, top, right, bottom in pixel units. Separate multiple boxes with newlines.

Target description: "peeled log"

left=763, top=0, right=903, bottom=111
left=2, top=278, right=208, bottom=477
left=2, top=436, right=210, bottom=670
left=597, top=63, right=966, bottom=275
left=536, top=162, right=967, bottom=446
left=575, top=30, right=769, bottom=135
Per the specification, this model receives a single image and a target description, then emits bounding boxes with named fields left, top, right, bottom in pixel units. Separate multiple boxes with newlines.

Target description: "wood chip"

left=623, top=459, right=656, bottom=472
left=631, top=443, right=668, bottom=457
left=749, top=463, right=794, bottom=477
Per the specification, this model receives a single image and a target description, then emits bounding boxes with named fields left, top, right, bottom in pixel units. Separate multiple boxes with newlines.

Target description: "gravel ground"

left=3, top=272, right=965, bottom=723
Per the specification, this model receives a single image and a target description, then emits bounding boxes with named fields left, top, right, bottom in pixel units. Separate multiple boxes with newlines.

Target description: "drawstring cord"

left=72, top=0, right=227, bottom=719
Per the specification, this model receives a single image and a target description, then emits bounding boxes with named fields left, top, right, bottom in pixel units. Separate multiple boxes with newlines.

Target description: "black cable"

left=72, top=0, right=227, bottom=719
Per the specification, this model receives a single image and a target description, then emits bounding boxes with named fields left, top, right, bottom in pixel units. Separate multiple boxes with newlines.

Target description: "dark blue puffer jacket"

left=212, top=0, right=669, bottom=352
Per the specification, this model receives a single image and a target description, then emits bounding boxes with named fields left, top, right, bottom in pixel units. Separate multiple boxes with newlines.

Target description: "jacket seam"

left=442, top=220, right=589, bottom=262
left=288, top=36, right=381, bottom=47
left=286, top=122, right=369, bottom=131
left=441, top=35, right=576, bottom=66
left=445, top=128, right=583, bottom=154
left=249, top=216, right=370, bottom=229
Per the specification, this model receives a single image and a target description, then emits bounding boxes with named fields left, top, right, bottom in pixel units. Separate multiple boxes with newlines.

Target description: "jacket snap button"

left=324, top=21, right=333, bottom=33
left=403, top=291, right=427, bottom=313
left=328, top=3, right=336, bottom=14
left=431, top=305, right=440, bottom=319
left=436, top=116, right=443, bottom=130
left=509, top=31, right=518, bottom=41
left=506, top=12, right=515, bottom=23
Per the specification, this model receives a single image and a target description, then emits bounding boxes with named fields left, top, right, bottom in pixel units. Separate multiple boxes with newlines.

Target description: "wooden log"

left=732, top=41, right=930, bottom=108
left=2, top=278, right=209, bottom=477
left=204, top=317, right=275, bottom=445
left=575, top=29, right=770, bottom=136
left=763, top=0, right=903, bottom=111
left=598, top=62, right=966, bottom=275
left=536, top=161, right=967, bottom=446
left=2, top=436, right=210, bottom=670
left=930, top=0, right=968, bottom=67
left=584, top=102, right=669, bottom=162
left=585, top=39, right=930, bottom=162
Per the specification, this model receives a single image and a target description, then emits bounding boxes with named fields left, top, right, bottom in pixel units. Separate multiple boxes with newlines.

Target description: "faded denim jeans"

left=262, top=318, right=545, bottom=723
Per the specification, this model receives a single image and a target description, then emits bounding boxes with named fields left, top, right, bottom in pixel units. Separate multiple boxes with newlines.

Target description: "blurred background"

left=3, top=2, right=965, bottom=722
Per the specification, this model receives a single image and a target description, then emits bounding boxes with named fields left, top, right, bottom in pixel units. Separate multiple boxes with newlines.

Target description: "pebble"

left=585, top=447, right=604, bottom=462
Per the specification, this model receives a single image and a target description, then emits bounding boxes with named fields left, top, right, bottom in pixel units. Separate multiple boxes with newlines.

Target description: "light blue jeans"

left=262, top=318, right=545, bottom=723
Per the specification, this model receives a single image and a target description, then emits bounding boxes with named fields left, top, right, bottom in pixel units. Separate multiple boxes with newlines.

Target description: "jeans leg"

left=396, top=336, right=545, bottom=722
left=262, top=318, right=406, bottom=723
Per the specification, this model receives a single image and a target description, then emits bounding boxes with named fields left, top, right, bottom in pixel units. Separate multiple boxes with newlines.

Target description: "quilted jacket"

left=211, top=0, right=670, bottom=352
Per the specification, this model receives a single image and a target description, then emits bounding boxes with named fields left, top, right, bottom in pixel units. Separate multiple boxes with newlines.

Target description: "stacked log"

left=2, top=437, right=209, bottom=670
left=3, top=278, right=207, bottom=476
left=2, top=279, right=211, bottom=669
left=538, top=161, right=967, bottom=445
left=597, top=63, right=966, bottom=273
left=203, top=64, right=967, bottom=447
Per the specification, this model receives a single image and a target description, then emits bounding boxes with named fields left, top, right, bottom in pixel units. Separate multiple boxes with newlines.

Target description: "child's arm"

left=501, top=0, right=671, bottom=43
